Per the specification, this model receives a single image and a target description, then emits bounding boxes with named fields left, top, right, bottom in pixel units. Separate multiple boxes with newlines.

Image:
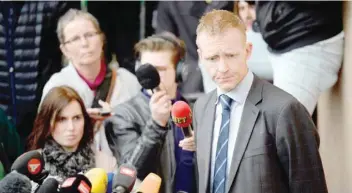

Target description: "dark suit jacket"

left=192, top=75, right=328, bottom=193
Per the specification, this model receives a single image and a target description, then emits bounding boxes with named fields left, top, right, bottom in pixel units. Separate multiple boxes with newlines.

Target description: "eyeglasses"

left=63, top=31, right=101, bottom=45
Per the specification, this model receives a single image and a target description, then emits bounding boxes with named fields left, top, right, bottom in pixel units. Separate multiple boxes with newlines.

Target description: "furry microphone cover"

left=0, top=171, right=32, bottom=193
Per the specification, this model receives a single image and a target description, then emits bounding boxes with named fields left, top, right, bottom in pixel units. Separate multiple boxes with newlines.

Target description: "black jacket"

left=105, top=92, right=196, bottom=193
left=256, top=1, right=343, bottom=53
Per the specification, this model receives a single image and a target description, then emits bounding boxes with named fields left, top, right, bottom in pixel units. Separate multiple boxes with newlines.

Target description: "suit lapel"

left=198, top=91, right=217, bottom=193
left=225, top=76, right=263, bottom=193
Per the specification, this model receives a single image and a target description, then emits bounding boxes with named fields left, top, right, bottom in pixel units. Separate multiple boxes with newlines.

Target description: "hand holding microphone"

left=178, top=132, right=195, bottom=152
left=150, top=90, right=172, bottom=127
left=171, top=101, right=196, bottom=152
left=136, top=63, right=172, bottom=127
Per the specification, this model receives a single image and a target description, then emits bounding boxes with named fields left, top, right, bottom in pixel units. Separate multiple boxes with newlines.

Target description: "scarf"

left=76, top=59, right=107, bottom=91
left=42, top=140, right=95, bottom=180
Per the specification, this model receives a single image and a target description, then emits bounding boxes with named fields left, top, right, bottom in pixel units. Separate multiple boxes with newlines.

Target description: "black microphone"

left=59, top=174, right=92, bottom=193
left=0, top=171, right=32, bottom=193
left=11, top=150, right=48, bottom=184
left=35, top=178, right=59, bottom=193
left=135, top=63, right=161, bottom=92
left=112, top=163, right=137, bottom=193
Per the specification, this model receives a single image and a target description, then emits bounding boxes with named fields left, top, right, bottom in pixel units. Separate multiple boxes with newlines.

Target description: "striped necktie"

left=213, top=94, right=233, bottom=193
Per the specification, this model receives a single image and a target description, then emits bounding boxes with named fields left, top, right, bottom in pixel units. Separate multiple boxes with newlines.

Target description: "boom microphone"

left=84, top=168, right=108, bottom=193
left=136, top=173, right=162, bottom=193
left=112, top=163, right=137, bottom=193
left=135, top=63, right=161, bottom=92
left=0, top=171, right=32, bottom=193
left=60, top=174, right=92, bottom=193
left=171, top=101, right=193, bottom=138
left=11, top=150, right=48, bottom=183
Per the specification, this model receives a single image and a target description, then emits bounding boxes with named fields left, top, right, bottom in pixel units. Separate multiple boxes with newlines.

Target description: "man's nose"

left=217, top=59, right=229, bottom=72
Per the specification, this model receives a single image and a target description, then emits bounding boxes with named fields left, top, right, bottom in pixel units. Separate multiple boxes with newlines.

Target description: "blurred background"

left=0, top=1, right=351, bottom=192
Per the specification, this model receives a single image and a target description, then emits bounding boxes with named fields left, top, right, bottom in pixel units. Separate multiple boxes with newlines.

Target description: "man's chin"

left=218, top=83, right=236, bottom=92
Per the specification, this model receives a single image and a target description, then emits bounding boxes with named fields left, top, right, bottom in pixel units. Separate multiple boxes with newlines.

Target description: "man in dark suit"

left=193, top=10, right=328, bottom=193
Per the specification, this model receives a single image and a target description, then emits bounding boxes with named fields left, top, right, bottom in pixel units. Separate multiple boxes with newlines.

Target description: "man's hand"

left=179, top=131, right=196, bottom=152
left=150, top=90, right=172, bottom=127
left=86, top=100, right=113, bottom=121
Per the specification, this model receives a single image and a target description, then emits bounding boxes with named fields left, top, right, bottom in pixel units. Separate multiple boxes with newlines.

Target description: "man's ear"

left=245, top=42, right=253, bottom=61
left=197, top=48, right=202, bottom=61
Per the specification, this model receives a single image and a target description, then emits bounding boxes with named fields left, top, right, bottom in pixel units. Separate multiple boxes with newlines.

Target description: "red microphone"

left=171, top=101, right=193, bottom=138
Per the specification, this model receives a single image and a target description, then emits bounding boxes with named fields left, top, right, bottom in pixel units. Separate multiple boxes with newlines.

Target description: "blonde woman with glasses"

left=39, top=8, right=141, bottom=173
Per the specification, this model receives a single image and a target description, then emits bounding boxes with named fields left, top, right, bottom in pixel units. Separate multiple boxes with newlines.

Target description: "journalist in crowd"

left=28, top=86, right=95, bottom=185
left=105, top=33, right=196, bottom=193
left=40, top=9, right=141, bottom=173
left=192, top=10, right=327, bottom=193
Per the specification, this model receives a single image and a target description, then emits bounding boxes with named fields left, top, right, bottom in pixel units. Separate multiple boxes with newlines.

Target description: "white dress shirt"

left=210, top=71, right=254, bottom=191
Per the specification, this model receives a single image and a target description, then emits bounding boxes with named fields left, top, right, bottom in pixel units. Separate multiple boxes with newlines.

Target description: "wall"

left=318, top=1, right=352, bottom=192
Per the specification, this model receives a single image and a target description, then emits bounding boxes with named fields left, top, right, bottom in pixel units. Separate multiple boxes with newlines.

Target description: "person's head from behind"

left=134, top=32, right=186, bottom=96
left=57, top=8, right=105, bottom=68
left=28, top=86, right=94, bottom=152
left=196, top=10, right=252, bottom=92
left=238, top=1, right=256, bottom=30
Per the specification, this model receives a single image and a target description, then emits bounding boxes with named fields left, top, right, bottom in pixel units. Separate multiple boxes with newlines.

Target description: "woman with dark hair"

left=28, top=86, right=95, bottom=182
left=41, top=9, right=141, bottom=172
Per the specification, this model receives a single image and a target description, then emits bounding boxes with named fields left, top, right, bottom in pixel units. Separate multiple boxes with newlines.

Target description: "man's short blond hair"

left=196, top=9, right=246, bottom=41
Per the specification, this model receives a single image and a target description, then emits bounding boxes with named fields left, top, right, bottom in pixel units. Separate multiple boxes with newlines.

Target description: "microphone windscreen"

left=36, top=178, right=59, bottom=193
left=136, top=173, right=162, bottom=193
left=0, top=171, right=32, bottom=193
left=60, top=174, right=92, bottom=193
left=171, top=101, right=192, bottom=128
left=113, top=163, right=137, bottom=192
left=84, top=168, right=108, bottom=193
left=11, top=150, right=45, bottom=182
left=135, top=63, right=160, bottom=90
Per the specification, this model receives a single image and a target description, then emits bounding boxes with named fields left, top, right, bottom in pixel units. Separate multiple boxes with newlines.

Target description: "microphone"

left=136, top=173, right=162, bottom=193
left=107, top=172, right=114, bottom=193
left=35, top=178, right=59, bottom=193
left=112, top=163, right=137, bottom=193
left=11, top=150, right=48, bottom=184
left=135, top=63, right=161, bottom=92
left=59, top=174, right=92, bottom=193
left=0, top=171, right=32, bottom=193
left=171, top=101, right=193, bottom=138
left=84, top=168, right=108, bottom=193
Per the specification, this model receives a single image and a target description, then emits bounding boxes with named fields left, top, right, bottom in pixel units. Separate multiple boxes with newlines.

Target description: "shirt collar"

left=215, top=70, right=254, bottom=105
